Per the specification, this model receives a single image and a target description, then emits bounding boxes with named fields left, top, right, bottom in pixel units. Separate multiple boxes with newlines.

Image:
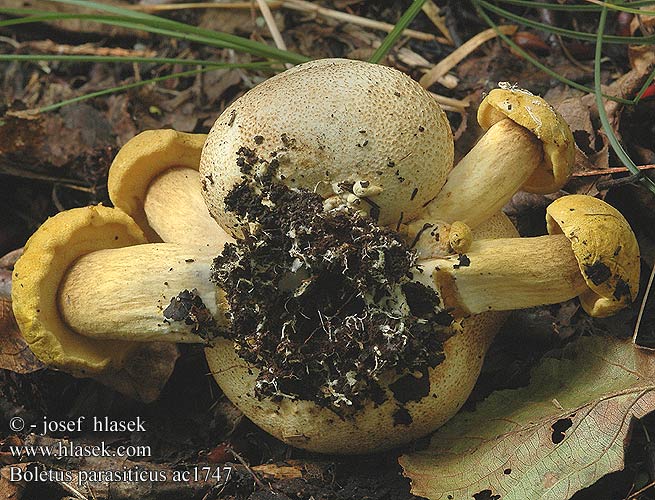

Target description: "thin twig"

left=129, top=0, right=449, bottom=44
left=255, top=0, right=289, bottom=63
left=419, top=25, right=518, bottom=89
left=224, top=445, right=267, bottom=491
left=421, top=0, right=454, bottom=44
left=626, top=478, right=655, bottom=500
left=633, top=262, right=655, bottom=345
left=572, top=164, right=655, bottom=177
left=21, top=39, right=156, bottom=57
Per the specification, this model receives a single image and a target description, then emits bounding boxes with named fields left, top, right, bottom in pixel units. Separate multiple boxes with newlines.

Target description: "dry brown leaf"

left=400, top=336, right=655, bottom=500
left=0, top=463, right=26, bottom=500
left=0, top=298, right=44, bottom=374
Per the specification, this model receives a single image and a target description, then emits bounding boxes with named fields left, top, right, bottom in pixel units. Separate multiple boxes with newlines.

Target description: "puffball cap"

left=200, top=58, right=454, bottom=232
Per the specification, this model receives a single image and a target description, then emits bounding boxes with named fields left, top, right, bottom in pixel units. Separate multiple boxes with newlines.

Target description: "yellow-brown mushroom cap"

left=546, top=194, right=640, bottom=317
left=478, top=86, right=575, bottom=194
left=11, top=205, right=146, bottom=376
left=108, top=129, right=207, bottom=241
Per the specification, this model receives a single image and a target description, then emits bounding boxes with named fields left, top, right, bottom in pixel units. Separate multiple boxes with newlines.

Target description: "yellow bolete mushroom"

left=425, top=195, right=639, bottom=317
left=11, top=205, right=224, bottom=401
left=406, top=84, right=576, bottom=256
left=108, top=129, right=231, bottom=248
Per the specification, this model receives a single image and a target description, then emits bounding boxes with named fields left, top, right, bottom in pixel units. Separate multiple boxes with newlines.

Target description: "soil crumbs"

left=212, top=149, right=453, bottom=414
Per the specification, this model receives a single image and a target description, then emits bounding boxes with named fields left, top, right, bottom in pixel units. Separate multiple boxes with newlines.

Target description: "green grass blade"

left=0, top=54, right=278, bottom=67
left=35, top=67, right=209, bottom=112
left=494, top=0, right=603, bottom=11
left=369, top=0, right=428, bottom=64
left=0, top=12, right=307, bottom=63
left=472, top=1, right=633, bottom=104
left=478, top=0, right=655, bottom=44
left=594, top=4, right=655, bottom=194
left=42, top=0, right=309, bottom=63
left=633, top=67, right=655, bottom=103
left=1, top=2, right=309, bottom=64
left=582, top=0, right=655, bottom=16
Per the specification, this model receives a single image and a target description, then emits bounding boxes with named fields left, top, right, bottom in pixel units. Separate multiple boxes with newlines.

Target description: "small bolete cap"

left=108, top=130, right=207, bottom=241
left=12, top=205, right=146, bottom=376
left=546, top=194, right=640, bottom=317
left=478, top=84, right=575, bottom=194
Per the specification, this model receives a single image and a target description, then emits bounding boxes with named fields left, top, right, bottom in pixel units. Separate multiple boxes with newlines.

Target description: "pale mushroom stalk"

left=58, top=243, right=219, bottom=343
left=418, top=194, right=640, bottom=318
left=108, top=129, right=232, bottom=248
left=415, top=119, right=543, bottom=228
left=422, top=234, right=588, bottom=316
left=142, top=167, right=227, bottom=246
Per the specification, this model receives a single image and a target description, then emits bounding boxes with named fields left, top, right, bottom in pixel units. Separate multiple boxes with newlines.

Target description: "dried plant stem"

left=21, top=39, right=156, bottom=57
left=572, top=164, right=655, bottom=177
left=428, top=91, right=469, bottom=112
left=421, top=0, right=454, bottom=44
left=633, top=262, right=655, bottom=345
left=420, top=25, right=518, bottom=88
left=255, top=0, right=288, bottom=52
left=129, top=0, right=449, bottom=44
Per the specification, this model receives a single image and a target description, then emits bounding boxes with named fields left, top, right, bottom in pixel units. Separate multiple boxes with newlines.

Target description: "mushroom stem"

left=421, top=234, right=588, bottom=316
left=58, top=244, right=221, bottom=343
left=143, top=167, right=232, bottom=248
left=420, top=118, right=543, bottom=229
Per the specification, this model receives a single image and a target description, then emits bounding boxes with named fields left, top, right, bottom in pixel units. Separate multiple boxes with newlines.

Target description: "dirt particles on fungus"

left=212, top=146, right=453, bottom=414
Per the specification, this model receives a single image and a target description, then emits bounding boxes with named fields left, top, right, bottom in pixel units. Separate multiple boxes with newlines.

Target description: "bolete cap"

left=11, top=205, right=146, bottom=376
left=108, top=129, right=207, bottom=241
left=478, top=85, right=575, bottom=194
left=546, top=194, right=640, bottom=317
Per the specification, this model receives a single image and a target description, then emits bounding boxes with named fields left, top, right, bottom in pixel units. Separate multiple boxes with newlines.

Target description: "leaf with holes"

left=399, top=336, right=655, bottom=500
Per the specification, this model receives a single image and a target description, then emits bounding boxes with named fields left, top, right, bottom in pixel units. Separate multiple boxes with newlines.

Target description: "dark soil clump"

left=212, top=152, right=453, bottom=414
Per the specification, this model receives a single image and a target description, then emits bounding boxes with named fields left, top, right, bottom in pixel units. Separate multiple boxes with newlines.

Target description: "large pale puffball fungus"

left=200, top=58, right=454, bottom=234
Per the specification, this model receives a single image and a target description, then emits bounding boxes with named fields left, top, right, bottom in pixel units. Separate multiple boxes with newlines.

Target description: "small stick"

left=428, top=91, right=469, bottom=111
left=633, top=261, right=655, bottom=345
left=22, top=40, right=156, bottom=58
left=421, top=0, right=454, bottom=44
left=255, top=0, right=289, bottom=55
left=572, top=164, right=655, bottom=177
left=419, top=25, right=518, bottom=89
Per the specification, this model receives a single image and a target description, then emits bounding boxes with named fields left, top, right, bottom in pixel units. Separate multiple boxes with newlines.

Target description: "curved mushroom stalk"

left=406, top=86, right=575, bottom=257
left=59, top=244, right=221, bottom=343
left=418, top=195, right=639, bottom=318
left=108, top=129, right=234, bottom=248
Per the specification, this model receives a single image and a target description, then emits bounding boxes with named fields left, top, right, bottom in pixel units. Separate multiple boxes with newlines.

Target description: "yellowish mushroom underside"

left=11, top=205, right=146, bottom=376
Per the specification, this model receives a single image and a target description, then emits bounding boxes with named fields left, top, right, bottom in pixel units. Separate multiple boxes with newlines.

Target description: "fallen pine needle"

left=420, top=25, right=518, bottom=89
